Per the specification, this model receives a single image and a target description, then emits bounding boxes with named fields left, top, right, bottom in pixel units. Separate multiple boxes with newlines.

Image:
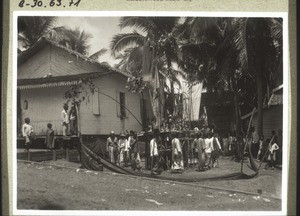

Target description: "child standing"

left=266, top=141, right=279, bottom=169
left=45, top=123, right=55, bottom=149
left=22, top=118, right=33, bottom=151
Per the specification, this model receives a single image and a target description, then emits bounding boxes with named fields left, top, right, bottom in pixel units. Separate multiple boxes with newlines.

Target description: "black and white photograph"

left=14, top=13, right=288, bottom=215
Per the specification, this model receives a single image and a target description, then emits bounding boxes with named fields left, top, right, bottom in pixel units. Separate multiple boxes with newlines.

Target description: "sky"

left=55, top=17, right=133, bottom=65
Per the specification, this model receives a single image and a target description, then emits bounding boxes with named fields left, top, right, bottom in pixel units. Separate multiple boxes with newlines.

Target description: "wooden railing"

left=27, top=120, right=63, bottom=135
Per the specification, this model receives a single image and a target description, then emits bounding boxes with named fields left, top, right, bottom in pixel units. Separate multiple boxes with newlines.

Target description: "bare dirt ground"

left=17, top=157, right=282, bottom=211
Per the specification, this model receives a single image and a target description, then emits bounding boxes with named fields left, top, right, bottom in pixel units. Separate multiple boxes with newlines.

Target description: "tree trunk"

left=232, top=83, right=241, bottom=139
left=254, top=20, right=265, bottom=137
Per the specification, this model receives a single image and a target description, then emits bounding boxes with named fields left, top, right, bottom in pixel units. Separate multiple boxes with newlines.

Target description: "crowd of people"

left=106, top=130, right=141, bottom=171
left=21, top=104, right=283, bottom=172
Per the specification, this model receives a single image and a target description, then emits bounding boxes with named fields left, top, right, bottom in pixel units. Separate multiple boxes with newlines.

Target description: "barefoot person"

left=45, top=123, right=55, bottom=149
left=197, top=132, right=206, bottom=171
left=171, top=131, right=183, bottom=172
left=211, top=132, right=222, bottom=168
left=118, top=132, right=127, bottom=166
left=204, top=133, right=214, bottom=169
left=22, top=117, right=33, bottom=151
left=107, top=131, right=118, bottom=163
left=150, top=129, right=160, bottom=175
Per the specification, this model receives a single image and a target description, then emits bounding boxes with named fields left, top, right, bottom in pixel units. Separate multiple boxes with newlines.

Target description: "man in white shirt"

left=61, top=103, right=69, bottom=136
left=150, top=129, right=160, bottom=174
left=204, top=133, right=214, bottom=169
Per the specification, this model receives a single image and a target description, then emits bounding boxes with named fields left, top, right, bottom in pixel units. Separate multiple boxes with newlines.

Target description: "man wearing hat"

left=107, top=131, right=118, bottom=163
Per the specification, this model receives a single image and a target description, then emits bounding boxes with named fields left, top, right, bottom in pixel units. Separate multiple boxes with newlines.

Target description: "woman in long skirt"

left=197, top=132, right=206, bottom=171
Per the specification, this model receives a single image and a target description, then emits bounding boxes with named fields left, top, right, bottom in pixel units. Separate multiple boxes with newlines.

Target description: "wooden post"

left=66, top=148, right=70, bottom=161
left=52, top=150, right=57, bottom=161
left=27, top=151, right=31, bottom=161
left=145, top=134, right=149, bottom=170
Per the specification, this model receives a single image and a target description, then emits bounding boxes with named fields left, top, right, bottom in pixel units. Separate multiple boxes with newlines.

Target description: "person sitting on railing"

left=45, top=123, right=55, bottom=149
left=22, top=117, right=33, bottom=152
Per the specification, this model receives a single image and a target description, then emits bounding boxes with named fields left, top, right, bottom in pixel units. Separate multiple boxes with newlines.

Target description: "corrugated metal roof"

left=242, top=85, right=283, bottom=120
left=18, top=37, right=130, bottom=79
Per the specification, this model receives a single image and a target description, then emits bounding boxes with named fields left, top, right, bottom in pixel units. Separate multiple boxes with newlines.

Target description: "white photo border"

left=12, top=10, right=289, bottom=216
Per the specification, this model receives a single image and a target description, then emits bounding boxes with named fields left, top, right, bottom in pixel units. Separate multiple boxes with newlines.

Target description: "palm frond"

left=119, top=17, right=152, bottom=33
left=110, top=32, right=146, bottom=56
left=18, top=16, right=56, bottom=47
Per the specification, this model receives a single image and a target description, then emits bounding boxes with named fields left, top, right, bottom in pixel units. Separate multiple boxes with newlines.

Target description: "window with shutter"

left=119, top=92, right=126, bottom=119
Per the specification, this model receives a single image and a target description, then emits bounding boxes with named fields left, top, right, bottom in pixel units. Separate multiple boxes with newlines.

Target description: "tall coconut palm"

left=177, top=17, right=282, bottom=138
left=110, top=17, right=182, bottom=124
left=58, top=27, right=92, bottom=56
left=18, top=16, right=57, bottom=49
left=18, top=17, right=93, bottom=56
left=215, top=17, right=283, bottom=137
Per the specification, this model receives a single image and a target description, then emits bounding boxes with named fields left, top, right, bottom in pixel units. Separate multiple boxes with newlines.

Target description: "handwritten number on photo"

left=31, top=0, right=43, bottom=7
left=69, top=0, right=81, bottom=7
left=50, top=0, right=62, bottom=6
left=19, top=0, right=81, bottom=8
left=19, top=0, right=25, bottom=7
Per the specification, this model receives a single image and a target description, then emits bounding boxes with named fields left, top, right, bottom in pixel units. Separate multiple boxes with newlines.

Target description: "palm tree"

left=216, top=17, right=283, bottom=137
left=18, top=17, right=94, bottom=56
left=110, top=17, right=182, bottom=126
left=57, top=27, right=92, bottom=56
left=18, top=16, right=57, bottom=49
left=177, top=17, right=282, bottom=138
